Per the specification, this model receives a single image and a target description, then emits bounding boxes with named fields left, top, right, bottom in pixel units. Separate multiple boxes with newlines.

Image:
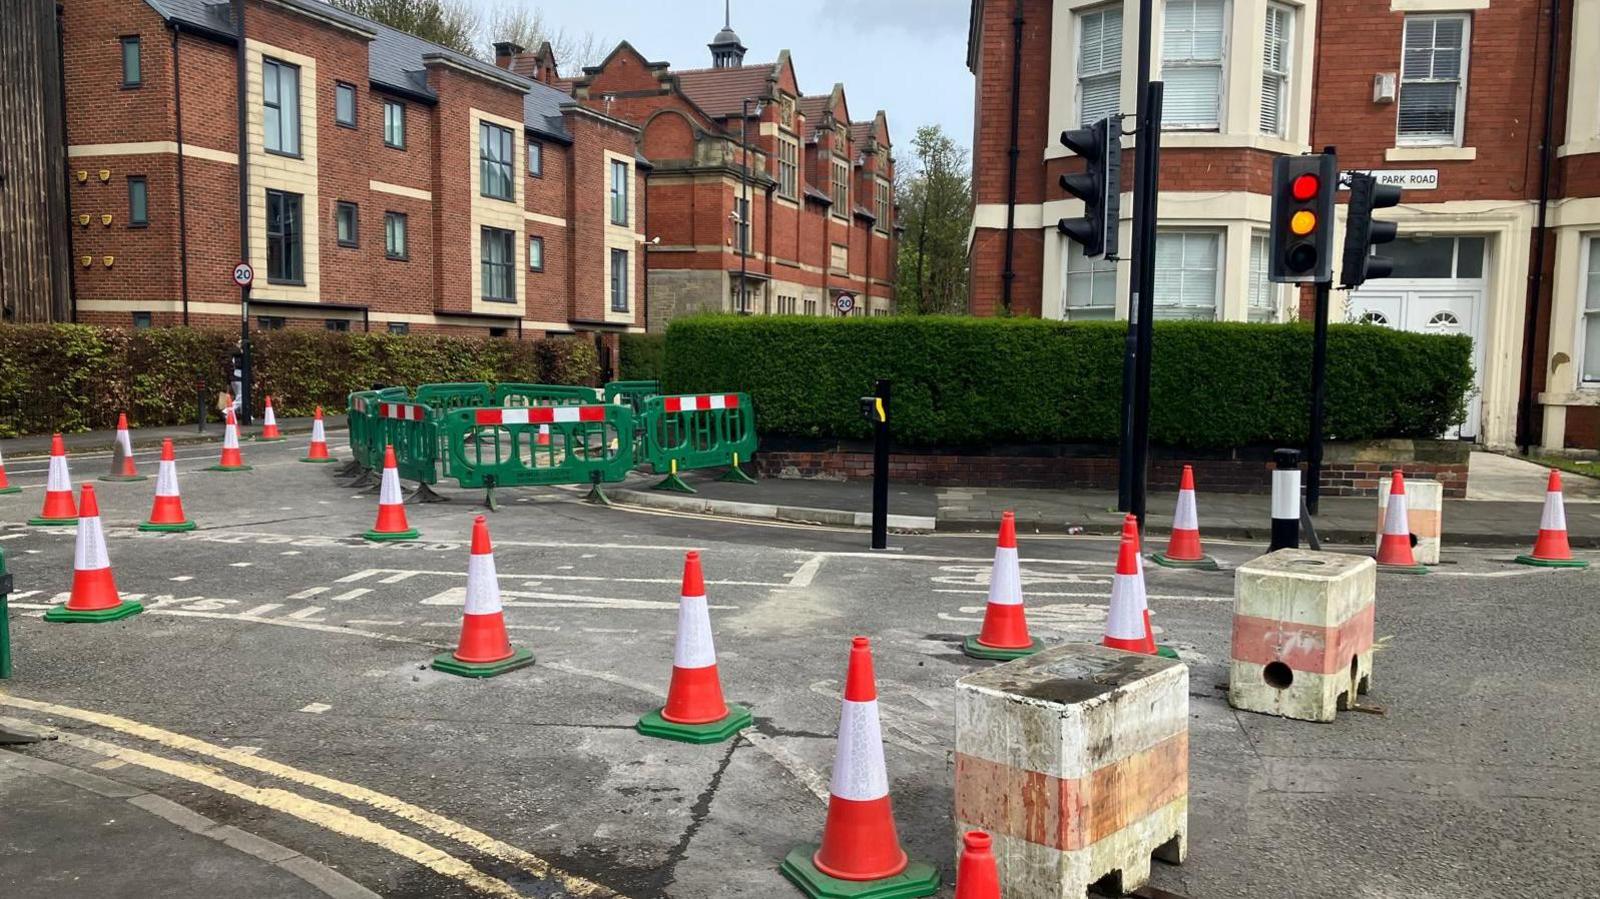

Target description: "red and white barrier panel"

left=663, top=394, right=740, bottom=412
left=379, top=402, right=427, bottom=421
left=473, top=406, right=608, bottom=426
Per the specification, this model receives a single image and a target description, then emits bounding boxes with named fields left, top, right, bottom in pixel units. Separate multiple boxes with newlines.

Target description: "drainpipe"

left=999, top=0, right=1024, bottom=315
left=58, top=2, right=77, bottom=323
left=1517, top=0, right=1560, bottom=454
left=642, top=166, right=651, bottom=330
left=172, top=23, right=191, bottom=325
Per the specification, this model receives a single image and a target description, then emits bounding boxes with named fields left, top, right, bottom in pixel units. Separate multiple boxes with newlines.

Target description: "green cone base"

left=0, top=486, right=21, bottom=494
left=139, top=520, right=197, bottom=532
left=205, top=464, right=254, bottom=472
left=98, top=475, right=148, bottom=483
left=363, top=527, right=419, bottom=542
left=44, top=600, right=145, bottom=623
left=652, top=473, right=697, bottom=494
left=300, top=456, right=339, bottom=464
left=719, top=465, right=758, bottom=485
left=1514, top=554, right=1590, bottom=569
left=636, top=704, right=752, bottom=744
left=1377, top=561, right=1429, bottom=575
left=27, top=516, right=77, bottom=527
left=779, top=846, right=940, bottom=899
left=1150, top=552, right=1219, bottom=570
left=961, top=635, right=1042, bottom=661
left=430, top=647, right=534, bottom=678
left=1157, top=644, right=1181, bottom=660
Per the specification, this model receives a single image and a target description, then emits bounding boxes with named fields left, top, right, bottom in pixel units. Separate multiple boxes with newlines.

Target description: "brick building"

left=967, top=0, right=1595, bottom=452
left=497, top=14, right=898, bottom=329
left=61, top=0, right=647, bottom=348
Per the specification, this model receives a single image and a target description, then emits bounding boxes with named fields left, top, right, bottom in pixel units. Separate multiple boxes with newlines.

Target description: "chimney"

left=493, top=41, right=525, bottom=70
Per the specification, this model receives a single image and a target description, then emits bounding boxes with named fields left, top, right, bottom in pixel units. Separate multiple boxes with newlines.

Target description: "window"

left=777, top=295, right=798, bottom=314
left=1063, top=239, right=1118, bottom=319
left=481, top=227, right=515, bottom=302
left=831, top=242, right=849, bottom=271
left=1152, top=230, right=1220, bottom=319
left=1583, top=237, right=1600, bottom=383
left=1398, top=15, right=1468, bottom=146
left=734, top=196, right=751, bottom=254
left=335, top=82, right=357, bottom=128
left=132, top=312, right=152, bottom=329
left=257, top=316, right=286, bottom=330
left=335, top=201, right=358, bottom=247
left=528, top=236, right=544, bottom=271
left=384, top=212, right=407, bottom=260
left=610, top=160, right=629, bottom=225
left=831, top=159, right=849, bottom=215
left=1260, top=4, right=1292, bottom=137
left=1161, top=0, right=1226, bottom=130
left=1248, top=233, right=1278, bottom=322
left=263, top=59, right=300, bottom=156
left=479, top=122, right=514, bottom=200
left=489, top=327, right=510, bottom=339
left=121, top=36, right=141, bottom=87
left=265, top=189, right=303, bottom=283
left=1078, top=6, right=1122, bottom=126
left=777, top=135, right=799, bottom=199
left=611, top=249, right=630, bottom=312
left=804, top=297, right=818, bottom=316
left=387, top=321, right=410, bottom=335
left=384, top=100, right=405, bottom=149
left=527, top=141, right=543, bottom=177
left=325, top=319, right=350, bottom=332
left=875, top=180, right=890, bottom=231
left=127, top=176, right=148, bottom=227
left=1381, top=235, right=1483, bottom=279
left=730, top=279, right=752, bottom=314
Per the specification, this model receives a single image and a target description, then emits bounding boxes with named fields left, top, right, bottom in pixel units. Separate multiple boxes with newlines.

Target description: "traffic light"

left=1340, top=173, right=1402, bottom=289
left=1057, top=117, right=1121, bottom=258
left=1269, top=153, right=1336, bottom=283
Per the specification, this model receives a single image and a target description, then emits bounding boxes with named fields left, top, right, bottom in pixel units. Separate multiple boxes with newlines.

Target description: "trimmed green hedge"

left=619, top=333, right=666, bottom=381
left=662, top=316, right=1474, bottom=449
left=0, top=325, right=599, bottom=437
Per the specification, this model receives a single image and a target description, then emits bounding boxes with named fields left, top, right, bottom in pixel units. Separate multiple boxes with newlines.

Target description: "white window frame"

left=1248, top=232, right=1280, bottom=322
left=1153, top=229, right=1223, bottom=320
left=1260, top=3, right=1293, bottom=138
left=1061, top=237, right=1119, bottom=320
left=610, top=160, right=630, bottom=226
left=1397, top=14, right=1471, bottom=148
left=1077, top=4, right=1123, bottom=127
left=383, top=100, right=405, bottom=149
left=734, top=196, right=751, bottom=254
left=1582, top=235, right=1600, bottom=385
left=1160, top=0, right=1229, bottom=131
left=262, top=58, right=300, bottom=156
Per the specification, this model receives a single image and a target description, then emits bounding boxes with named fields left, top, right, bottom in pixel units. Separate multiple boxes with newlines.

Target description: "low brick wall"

left=753, top=438, right=1470, bottom=498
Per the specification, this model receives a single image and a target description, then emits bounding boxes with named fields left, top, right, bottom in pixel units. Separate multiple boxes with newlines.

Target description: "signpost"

left=233, top=262, right=254, bottom=426
left=1340, top=169, right=1437, bottom=191
left=834, top=293, right=856, bottom=316
left=232, top=261, right=254, bottom=287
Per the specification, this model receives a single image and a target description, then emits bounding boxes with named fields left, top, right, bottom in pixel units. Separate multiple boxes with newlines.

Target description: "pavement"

left=0, top=435, right=1595, bottom=897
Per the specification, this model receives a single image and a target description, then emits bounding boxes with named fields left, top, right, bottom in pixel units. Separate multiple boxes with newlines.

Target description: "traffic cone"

left=44, top=484, right=143, bottom=622
left=954, top=831, right=1001, bottom=899
left=780, top=636, right=940, bottom=899
left=0, top=445, right=19, bottom=494
left=536, top=424, right=551, bottom=447
left=139, top=438, right=195, bottom=532
left=431, top=515, right=534, bottom=677
left=1375, top=470, right=1427, bottom=574
left=1104, top=516, right=1158, bottom=654
left=28, top=434, right=78, bottom=525
left=98, top=413, right=146, bottom=482
left=206, top=406, right=252, bottom=471
left=1151, top=465, right=1217, bottom=569
left=962, top=511, right=1041, bottom=660
left=257, top=395, right=285, bottom=441
left=301, top=406, right=335, bottom=462
left=1516, top=470, right=1590, bottom=568
left=637, top=551, right=753, bottom=743
left=363, top=444, right=418, bottom=541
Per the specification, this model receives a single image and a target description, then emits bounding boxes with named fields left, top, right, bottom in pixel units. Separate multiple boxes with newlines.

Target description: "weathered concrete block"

left=954, top=644, right=1187, bottom=899
left=1376, top=476, right=1443, bottom=564
left=1229, top=549, right=1376, bottom=723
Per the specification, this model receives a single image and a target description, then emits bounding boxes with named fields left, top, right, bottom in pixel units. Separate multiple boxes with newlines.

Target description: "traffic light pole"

left=1129, top=83, right=1163, bottom=530
left=1119, top=0, right=1157, bottom=522
left=1307, top=278, right=1331, bottom=516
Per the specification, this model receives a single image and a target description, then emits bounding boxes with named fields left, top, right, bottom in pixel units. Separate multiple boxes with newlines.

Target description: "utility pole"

left=1121, top=0, right=1161, bottom=527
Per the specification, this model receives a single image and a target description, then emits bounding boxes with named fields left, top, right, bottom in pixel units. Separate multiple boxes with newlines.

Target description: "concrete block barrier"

left=1377, top=476, right=1443, bottom=564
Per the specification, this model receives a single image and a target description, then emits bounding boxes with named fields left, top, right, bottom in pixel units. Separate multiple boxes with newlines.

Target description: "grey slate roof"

left=523, top=80, right=574, bottom=144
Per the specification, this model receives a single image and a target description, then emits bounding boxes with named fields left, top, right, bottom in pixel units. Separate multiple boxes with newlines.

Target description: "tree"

left=480, top=3, right=607, bottom=74
left=895, top=124, right=972, bottom=315
left=330, top=0, right=480, bottom=57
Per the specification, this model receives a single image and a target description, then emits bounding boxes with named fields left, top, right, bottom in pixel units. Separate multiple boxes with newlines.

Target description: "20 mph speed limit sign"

left=233, top=262, right=254, bottom=288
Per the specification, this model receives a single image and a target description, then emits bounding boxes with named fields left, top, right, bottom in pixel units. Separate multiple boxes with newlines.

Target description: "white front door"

left=1348, top=283, right=1484, bottom=439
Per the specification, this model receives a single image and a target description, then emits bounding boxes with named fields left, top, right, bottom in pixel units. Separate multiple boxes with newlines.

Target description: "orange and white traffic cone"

left=44, top=484, right=143, bottom=622
left=1152, top=465, right=1216, bottom=569
left=363, top=444, right=418, bottom=541
left=1517, top=470, right=1589, bottom=568
left=139, top=438, right=195, bottom=532
left=431, top=515, right=534, bottom=677
left=301, top=406, right=335, bottom=463
left=780, top=636, right=940, bottom=897
left=954, top=831, right=1001, bottom=899
left=637, top=550, right=753, bottom=743
left=536, top=424, right=551, bottom=447
left=1375, top=470, right=1427, bottom=574
left=963, top=511, right=1041, bottom=660
left=29, top=434, right=78, bottom=525
left=257, top=395, right=285, bottom=441
left=207, top=406, right=251, bottom=472
left=99, top=412, right=146, bottom=482
left=0, top=445, right=19, bottom=495
left=1104, top=515, right=1158, bottom=655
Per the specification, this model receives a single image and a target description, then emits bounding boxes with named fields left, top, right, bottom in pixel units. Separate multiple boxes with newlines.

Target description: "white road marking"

left=416, top=621, right=561, bottom=632
left=281, top=551, right=302, bottom=556
left=348, top=619, right=407, bottom=626
left=332, top=588, right=372, bottom=601
left=0, top=534, right=22, bottom=541
left=287, top=607, right=325, bottom=621
left=288, top=587, right=329, bottom=600
left=933, top=587, right=1231, bottom=602
left=299, top=702, right=332, bottom=714
left=419, top=586, right=733, bottom=612
left=170, top=575, right=194, bottom=582
left=240, top=603, right=283, bottom=617
left=786, top=553, right=824, bottom=588
left=229, top=562, right=253, bottom=568
left=344, top=567, right=783, bottom=587
left=378, top=571, right=418, bottom=584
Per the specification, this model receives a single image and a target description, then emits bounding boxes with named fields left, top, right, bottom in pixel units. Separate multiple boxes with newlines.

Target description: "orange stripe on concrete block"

left=1229, top=603, right=1374, bottom=675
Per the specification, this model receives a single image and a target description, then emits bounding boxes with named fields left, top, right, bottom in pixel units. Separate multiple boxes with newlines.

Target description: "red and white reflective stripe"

left=262, top=405, right=278, bottom=426
left=353, top=397, right=367, bottom=412
left=986, top=546, right=1021, bottom=607
left=830, top=699, right=890, bottom=801
left=1173, top=489, right=1198, bottom=531
left=1382, top=490, right=1410, bottom=537
left=380, top=403, right=425, bottom=421
left=379, top=464, right=403, bottom=506
left=155, top=460, right=180, bottom=497
left=663, top=394, right=739, bottom=413
left=463, top=551, right=502, bottom=615
left=673, top=593, right=717, bottom=669
left=310, top=418, right=326, bottom=443
left=1105, top=572, right=1147, bottom=641
left=473, top=406, right=606, bottom=426
left=223, top=415, right=240, bottom=450
left=74, top=515, right=111, bottom=572
left=46, top=453, right=71, bottom=493
left=117, top=427, right=134, bottom=458
left=1540, top=491, right=1567, bottom=531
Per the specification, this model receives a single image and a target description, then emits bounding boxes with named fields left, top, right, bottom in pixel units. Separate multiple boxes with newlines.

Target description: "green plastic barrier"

left=641, top=393, right=757, bottom=492
left=442, top=404, right=636, bottom=505
left=372, top=400, right=439, bottom=485
left=492, top=383, right=601, bottom=407
left=414, top=382, right=494, bottom=414
left=603, top=380, right=661, bottom=414
left=347, top=390, right=379, bottom=469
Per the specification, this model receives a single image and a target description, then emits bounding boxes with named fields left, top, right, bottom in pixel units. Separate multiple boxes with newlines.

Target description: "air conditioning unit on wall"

left=1373, top=73, right=1397, bottom=104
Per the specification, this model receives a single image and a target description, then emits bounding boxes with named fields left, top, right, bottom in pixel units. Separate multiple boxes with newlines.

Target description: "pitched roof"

left=673, top=64, right=774, bottom=118
left=523, top=80, right=574, bottom=143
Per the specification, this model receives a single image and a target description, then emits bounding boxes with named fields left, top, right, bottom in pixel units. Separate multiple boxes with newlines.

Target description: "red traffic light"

left=1290, top=173, right=1320, bottom=202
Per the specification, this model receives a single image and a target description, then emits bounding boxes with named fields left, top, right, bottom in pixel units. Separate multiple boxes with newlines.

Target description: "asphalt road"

left=0, top=437, right=1595, bottom=898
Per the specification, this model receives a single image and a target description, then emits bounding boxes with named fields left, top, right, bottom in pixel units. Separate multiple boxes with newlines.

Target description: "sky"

left=474, top=0, right=977, bottom=160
